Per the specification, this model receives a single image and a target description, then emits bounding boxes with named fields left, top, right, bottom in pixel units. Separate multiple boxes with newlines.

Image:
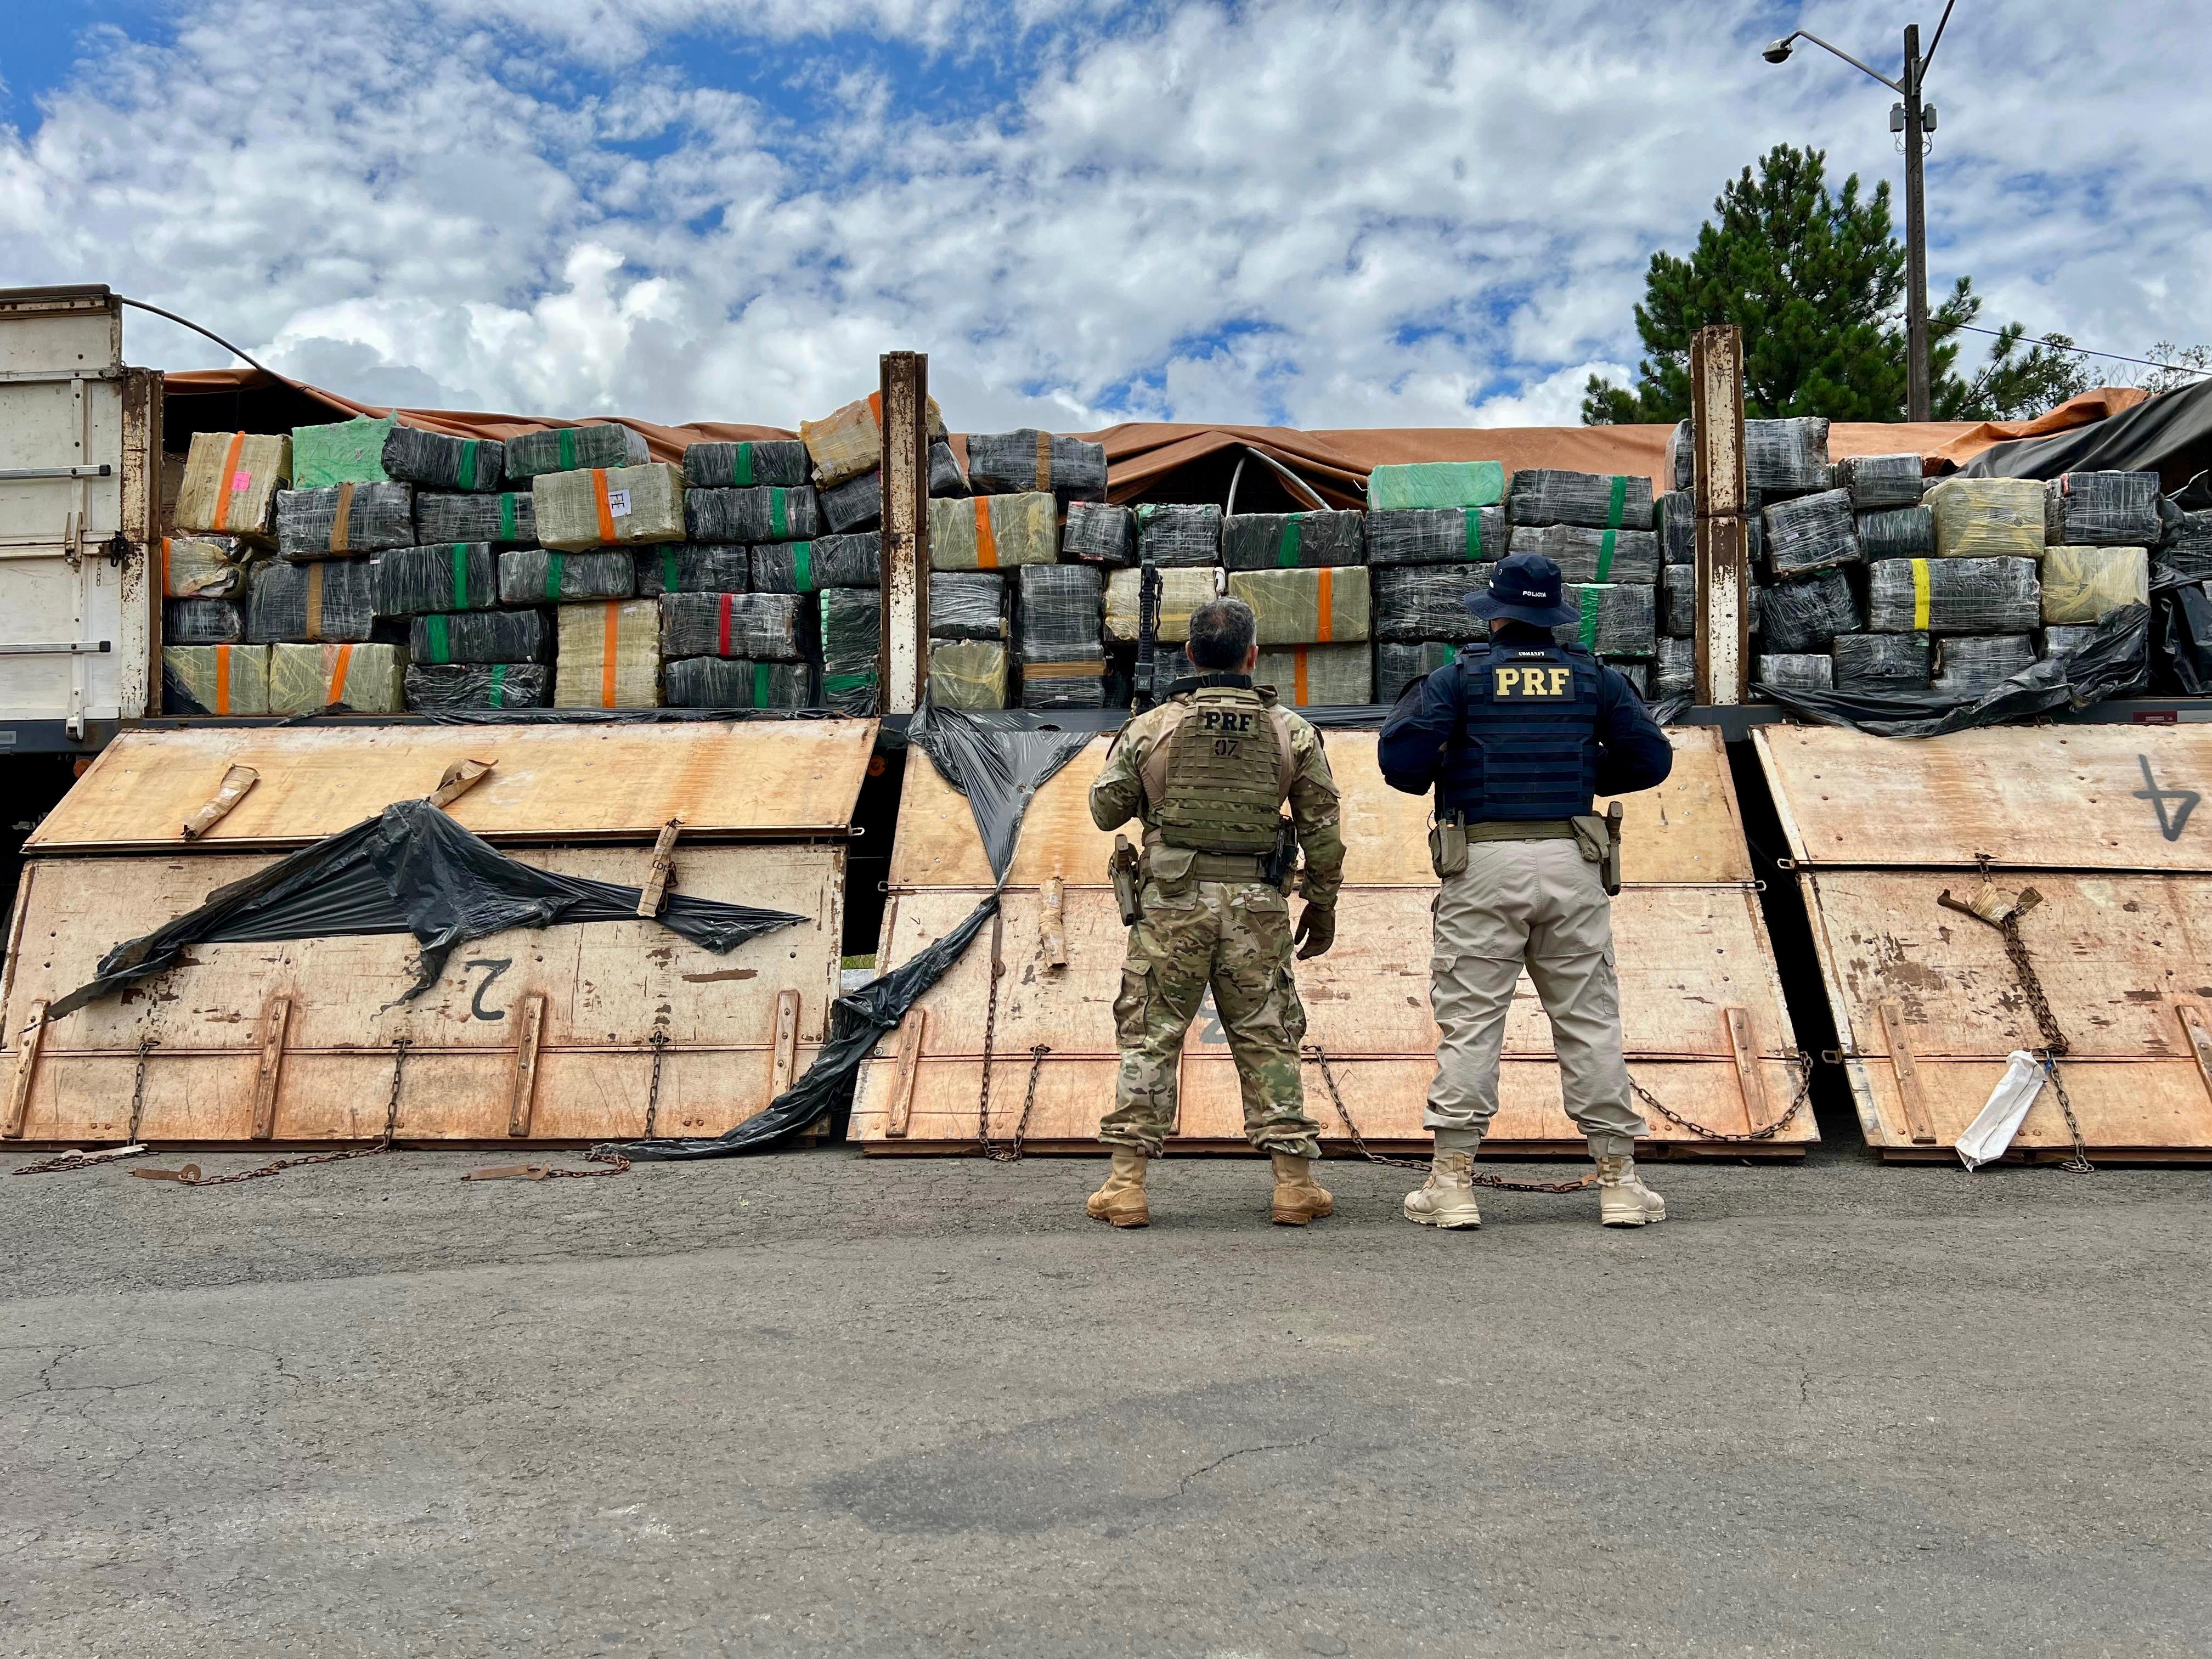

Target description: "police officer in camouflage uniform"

left=1086, top=597, right=1346, bottom=1229
left=1379, top=551, right=1675, bottom=1231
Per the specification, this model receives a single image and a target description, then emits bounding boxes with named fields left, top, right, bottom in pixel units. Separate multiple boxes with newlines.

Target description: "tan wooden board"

left=27, top=721, right=878, bottom=850
left=889, top=726, right=1751, bottom=890
left=1, top=843, right=843, bottom=1146
left=1756, top=724, right=2212, bottom=872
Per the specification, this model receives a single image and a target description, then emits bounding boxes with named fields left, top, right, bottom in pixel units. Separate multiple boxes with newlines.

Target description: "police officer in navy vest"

left=1378, top=550, right=1675, bottom=1231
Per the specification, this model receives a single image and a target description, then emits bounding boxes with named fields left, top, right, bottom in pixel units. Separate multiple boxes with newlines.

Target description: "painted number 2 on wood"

left=2134, top=754, right=2201, bottom=843
left=463, top=957, right=513, bottom=1020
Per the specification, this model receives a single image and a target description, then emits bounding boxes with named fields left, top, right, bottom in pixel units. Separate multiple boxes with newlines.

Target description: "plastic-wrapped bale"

left=1375, top=641, right=1460, bottom=703
left=176, top=431, right=290, bottom=540
left=964, top=430, right=1108, bottom=503
left=1831, top=632, right=1931, bottom=692
left=801, top=393, right=949, bottom=490
left=499, top=549, right=637, bottom=605
left=1933, top=635, right=2036, bottom=697
left=161, top=535, right=253, bottom=599
left=1510, top=522, right=1659, bottom=585
left=274, top=482, right=415, bottom=559
left=533, top=463, right=685, bottom=551
left=925, top=493, right=1053, bottom=571
left=1761, top=489, right=1859, bottom=577
left=165, top=598, right=245, bottom=644
left=682, top=439, right=810, bottom=490
left=1757, top=653, right=1833, bottom=693
left=1656, top=492, right=1695, bottom=566
left=1745, top=418, right=1832, bottom=494
left=1015, top=565, right=1102, bottom=654
left=1017, top=644, right=1109, bottom=710
left=751, top=534, right=877, bottom=594
left=408, top=609, right=552, bottom=665
left=374, top=543, right=501, bottom=616
left=1836, top=453, right=1925, bottom=510
left=415, top=490, right=537, bottom=546
left=929, top=572, right=1006, bottom=640
left=1652, top=635, right=1694, bottom=698
left=1106, top=566, right=1217, bottom=644
left=2156, top=504, right=2212, bottom=580
left=556, top=601, right=660, bottom=708
left=928, top=640, right=1007, bottom=710
left=404, top=662, right=551, bottom=711
left=636, top=545, right=751, bottom=597
left=2041, top=546, right=2148, bottom=624
left=1925, top=478, right=2047, bottom=560
left=657, top=592, right=806, bottom=661
left=1133, top=503, right=1221, bottom=568
left=504, top=424, right=650, bottom=480
left=292, top=415, right=396, bottom=488
left=1372, top=565, right=1491, bottom=642
left=1220, top=510, right=1365, bottom=570
left=686, top=484, right=820, bottom=545
left=245, top=558, right=376, bottom=643
left=2048, top=472, right=2162, bottom=545
left=1609, top=660, right=1650, bottom=697
left=1227, top=567, right=1371, bottom=646
left=163, top=644, right=270, bottom=715
left=1858, top=506, right=1934, bottom=559
left=665, top=658, right=814, bottom=710
left=380, top=427, right=505, bottom=493
left=2041, top=624, right=2101, bottom=662
left=1063, top=501, right=1136, bottom=566
left=1508, top=469, right=1655, bottom=531
left=819, top=588, right=881, bottom=715
left=1758, top=569, right=1860, bottom=652
left=1867, top=557, right=2041, bottom=635
left=1368, top=461, right=1505, bottom=510
left=817, top=441, right=968, bottom=534
left=1554, top=584, right=1657, bottom=657
left=1257, top=645, right=1371, bottom=708
left=1666, top=421, right=1694, bottom=493
left=1660, top=562, right=1695, bottom=639
left=268, top=642, right=405, bottom=714
left=1365, top=507, right=1503, bottom=567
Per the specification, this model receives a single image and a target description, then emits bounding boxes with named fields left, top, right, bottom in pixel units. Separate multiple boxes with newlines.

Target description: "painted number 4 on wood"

left=2134, top=754, right=2201, bottom=843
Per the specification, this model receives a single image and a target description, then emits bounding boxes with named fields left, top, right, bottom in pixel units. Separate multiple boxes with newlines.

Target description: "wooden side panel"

left=27, top=721, right=878, bottom=850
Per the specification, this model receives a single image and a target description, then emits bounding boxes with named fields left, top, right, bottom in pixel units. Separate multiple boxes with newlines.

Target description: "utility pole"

left=1901, top=24, right=1929, bottom=420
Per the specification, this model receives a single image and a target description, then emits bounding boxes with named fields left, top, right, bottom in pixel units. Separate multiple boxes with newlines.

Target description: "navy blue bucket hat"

left=1466, top=550, right=1579, bottom=628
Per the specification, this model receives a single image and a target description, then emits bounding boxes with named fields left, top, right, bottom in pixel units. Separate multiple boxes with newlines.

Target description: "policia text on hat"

left=1378, top=550, right=1675, bottom=1230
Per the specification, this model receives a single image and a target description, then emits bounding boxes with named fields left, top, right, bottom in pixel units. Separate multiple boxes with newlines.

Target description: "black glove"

left=1293, top=902, right=1337, bottom=960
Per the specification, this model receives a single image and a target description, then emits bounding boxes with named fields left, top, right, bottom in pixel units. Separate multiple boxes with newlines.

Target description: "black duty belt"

left=1462, top=820, right=1578, bottom=842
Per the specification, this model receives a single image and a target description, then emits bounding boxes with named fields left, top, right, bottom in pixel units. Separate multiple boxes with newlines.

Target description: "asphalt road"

left=4, top=1144, right=2209, bottom=1657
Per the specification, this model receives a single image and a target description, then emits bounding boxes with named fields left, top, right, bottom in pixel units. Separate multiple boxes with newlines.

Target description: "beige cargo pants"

left=1426, top=837, right=1646, bottom=1151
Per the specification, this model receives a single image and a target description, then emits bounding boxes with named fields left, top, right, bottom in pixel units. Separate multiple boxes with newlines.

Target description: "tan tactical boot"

left=1403, top=1149, right=1483, bottom=1229
left=1594, top=1153, right=1666, bottom=1227
left=1269, top=1152, right=1334, bottom=1226
left=1086, top=1148, right=1151, bottom=1228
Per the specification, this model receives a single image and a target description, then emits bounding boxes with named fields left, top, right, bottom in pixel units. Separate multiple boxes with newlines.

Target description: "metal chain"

left=128, top=1034, right=157, bottom=1142
left=14, top=1035, right=161, bottom=1176
left=980, top=1045, right=1051, bottom=1163
left=972, top=918, right=1006, bottom=1156
left=128, top=1038, right=412, bottom=1189
left=1945, top=874, right=2094, bottom=1175
left=643, top=1029, right=669, bottom=1139
left=1301, top=1043, right=1595, bottom=1192
left=1629, top=1060, right=1815, bottom=1146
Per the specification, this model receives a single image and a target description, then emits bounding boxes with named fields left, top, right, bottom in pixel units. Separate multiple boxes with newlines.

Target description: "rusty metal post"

left=878, top=352, right=930, bottom=713
left=1691, top=325, right=1749, bottom=706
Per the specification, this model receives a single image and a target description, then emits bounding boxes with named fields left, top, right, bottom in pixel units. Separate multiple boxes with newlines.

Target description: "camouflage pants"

left=1101, top=878, right=1322, bottom=1158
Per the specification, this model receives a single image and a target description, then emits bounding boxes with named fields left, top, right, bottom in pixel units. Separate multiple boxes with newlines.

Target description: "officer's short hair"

left=1187, top=598, right=1257, bottom=669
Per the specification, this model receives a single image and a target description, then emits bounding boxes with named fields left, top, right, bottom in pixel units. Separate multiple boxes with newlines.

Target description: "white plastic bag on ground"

left=1955, top=1051, right=2046, bottom=1170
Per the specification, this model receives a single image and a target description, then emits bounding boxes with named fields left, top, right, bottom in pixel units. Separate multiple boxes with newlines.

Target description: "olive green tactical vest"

left=1143, top=687, right=1291, bottom=855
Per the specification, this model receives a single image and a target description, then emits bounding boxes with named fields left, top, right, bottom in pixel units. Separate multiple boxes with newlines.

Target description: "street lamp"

left=1764, top=1, right=1959, bottom=421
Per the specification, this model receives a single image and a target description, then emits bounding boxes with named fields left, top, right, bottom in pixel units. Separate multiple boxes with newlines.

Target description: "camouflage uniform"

left=1088, top=679, right=1345, bottom=1157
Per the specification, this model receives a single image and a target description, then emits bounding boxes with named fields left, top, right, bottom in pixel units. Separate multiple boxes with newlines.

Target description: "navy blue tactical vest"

left=1436, top=641, right=1601, bottom=821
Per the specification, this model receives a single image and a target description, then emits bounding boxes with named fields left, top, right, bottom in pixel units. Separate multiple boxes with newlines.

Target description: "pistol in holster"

left=1428, top=809, right=1469, bottom=878
left=1110, top=834, right=1144, bottom=926
left=1258, top=815, right=1299, bottom=892
left=1571, top=802, right=1626, bottom=897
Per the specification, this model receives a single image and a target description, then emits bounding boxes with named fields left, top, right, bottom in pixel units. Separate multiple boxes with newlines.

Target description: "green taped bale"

left=268, top=642, right=405, bottom=714
left=929, top=572, right=1006, bottom=641
left=504, top=424, right=650, bottom=479
left=1374, top=641, right=1459, bottom=704
left=800, top=394, right=947, bottom=490
left=415, top=492, right=537, bottom=546
left=1552, top=583, right=1657, bottom=658
left=403, top=663, right=552, bottom=710
left=291, top=415, right=396, bottom=488
left=1509, top=522, right=1660, bottom=585
left=1365, top=508, right=1503, bottom=567
left=929, top=492, right=1058, bottom=571
left=1508, top=469, right=1655, bottom=532
left=1255, top=644, right=1371, bottom=707
left=406, top=609, right=551, bottom=664
left=162, top=644, right=270, bottom=714
left=176, top=431, right=291, bottom=540
left=1220, top=510, right=1365, bottom=571
left=245, top=558, right=375, bottom=642
left=533, top=462, right=686, bottom=551
left=682, top=440, right=810, bottom=490
left=274, top=483, right=415, bottom=559
left=1105, top=566, right=1218, bottom=644
left=1372, top=565, right=1492, bottom=643
left=1924, top=478, right=2047, bottom=560
left=686, top=485, right=821, bottom=544
left=1367, top=461, right=1505, bottom=510
left=381, top=427, right=505, bottom=493
left=373, top=543, right=501, bottom=616
left=1132, top=503, right=1221, bottom=567
left=498, top=548, right=636, bottom=604
left=164, top=598, right=245, bottom=643
left=752, top=534, right=878, bottom=594
left=556, top=601, right=661, bottom=708
left=2040, top=545, right=2148, bottom=624
left=1227, top=567, right=1370, bottom=646
left=160, top=534, right=254, bottom=599
left=927, top=640, right=1007, bottom=710
left=658, top=592, right=806, bottom=661
left=636, top=545, right=750, bottom=597
left=665, top=657, right=814, bottom=709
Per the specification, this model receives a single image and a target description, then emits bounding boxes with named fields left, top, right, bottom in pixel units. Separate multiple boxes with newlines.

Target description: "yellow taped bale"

left=533, top=463, right=686, bottom=551
left=1105, top=566, right=1219, bottom=644
left=1925, top=477, right=2047, bottom=560
left=928, top=640, right=1008, bottom=709
left=160, top=534, right=253, bottom=599
left=2040, top=545, right=2149, bottom=624
left=1255, top=645, right=1373, bottom=707
left=268, top=642, right=406, bottom=714
left=928, top=492, right=1058, bottom=570
left=1227, top=566, right=1372, bottom=645
left=800, top=393, right=948, bottom=489
left=174, top=431, right=291, bottom=540
left=162, top=644, right=270, bottom=715
left=556, top=601, right=662, bottom=708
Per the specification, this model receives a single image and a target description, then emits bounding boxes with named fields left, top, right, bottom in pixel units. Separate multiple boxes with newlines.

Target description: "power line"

left=1956, top=323, right=2211, bottom=381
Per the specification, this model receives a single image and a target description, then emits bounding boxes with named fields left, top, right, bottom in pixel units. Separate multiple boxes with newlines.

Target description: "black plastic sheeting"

left=2154, top=580, right=2212, bottom=692
left=907, top=704, right=1099, bottom=883
left=1965, top=381, right=2212, bottom=486
left=44, top=799, right=806, bottom=1022
left=1751, top=605, right=2151, bottom=737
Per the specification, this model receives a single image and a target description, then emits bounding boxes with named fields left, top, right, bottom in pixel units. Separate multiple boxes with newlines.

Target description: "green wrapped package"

left=1374, top=641, right=1459, bottom=703
left=373, top=543, right=501, bottom=616
left=1226, top=566, right=1372, bottom=646
left=1368, top=461, right=1505, bottom=510
left=404, top=663, right=551, bottom=710
left=928, top=640, right=1007, bottom=709
left=819, top=588, right=881, bottom=715
left=291, top=416, right=396, bottom=488
left=1255, top=645, right=1371, bottom=707
left=498, top=549, right=636, bottom=603
left=665, top=657, right=814, bottom=709
left=635, top=545, right=751, bottom=596
left=505, top=423, right=651, bottom=479
left=1552, top=583, right=1658, bottom=657
left=1220, top=510, right=1365, bottom=570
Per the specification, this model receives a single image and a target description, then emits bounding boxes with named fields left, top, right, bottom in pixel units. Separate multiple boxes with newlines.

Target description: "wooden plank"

left=1755, top=725, right=2212, bottom=872
left=506, top=993, right=546, bottom=1137
left=2179, top=1004, right=2212, bottom=1107
left=1039, top=876, right=1068, bottom=969
left=885, top=1009, right=926, bottom=1138
left=1849, top=1056, right=2212, bottom=1159
left=180, top=763, right=257, bottom=840
left=1878, top=1000, right=1938, bottom=1145
left=636, top=818, right=682, bottom=917
left=249, top=994, right=291, bottom=1139
left=1724, top=1006, right=1769, bottom=1131
left=28, top=722, right=878, bottom=850
left=769, top=989, right=802, bottom=1098
left=5, top=998, right=48, bottom=1137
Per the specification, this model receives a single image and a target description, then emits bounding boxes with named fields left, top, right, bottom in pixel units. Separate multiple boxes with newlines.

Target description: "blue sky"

left=3, top=0, right=2208, bottom=430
